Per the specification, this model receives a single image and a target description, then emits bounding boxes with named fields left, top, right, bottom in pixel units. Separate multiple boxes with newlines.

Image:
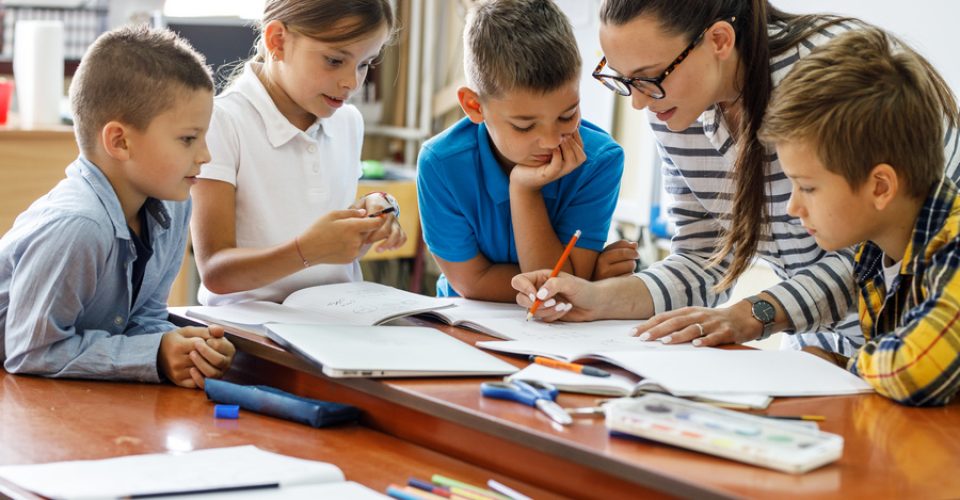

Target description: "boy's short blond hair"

left=761, top=27, right=959, bottom=198
left=69, top=26, right=213, bottom=156
left=463, top=0, right=580, bottom=99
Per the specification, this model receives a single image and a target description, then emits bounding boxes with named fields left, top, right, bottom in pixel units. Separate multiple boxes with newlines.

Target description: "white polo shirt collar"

left=225, top=62, right=333, bottom=146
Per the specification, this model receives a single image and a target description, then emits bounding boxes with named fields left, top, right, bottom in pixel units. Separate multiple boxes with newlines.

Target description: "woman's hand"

left=632, top=301, right=764, bottom=347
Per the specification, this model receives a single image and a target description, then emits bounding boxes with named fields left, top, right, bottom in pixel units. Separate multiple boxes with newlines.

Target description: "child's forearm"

left=444, top=263, right=522, bottom=302
left=509, top=184, right=587, bottom=277
left=195, top=241, right=315, bottom=295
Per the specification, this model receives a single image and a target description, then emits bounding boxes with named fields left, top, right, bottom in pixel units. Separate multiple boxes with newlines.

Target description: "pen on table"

left=431, top=475, right=510, bottom=500
left=565, top=405, right=606, bottom=416
left=130, top=482, right=278, bottom=498
left=765, top=415, right=826, bottom=422
left=388, top=485, right=446, bottom=500
left=486, top=479, right=532, bottom=500
left=526, top=229, right=580, bottom=321
left=368, top=205, right=397, bottom=218
left=530, top=355, right=611, bottom=377
left=408, top=478, right=452, bottom=498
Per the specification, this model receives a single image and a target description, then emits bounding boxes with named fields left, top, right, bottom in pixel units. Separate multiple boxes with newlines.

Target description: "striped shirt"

left=635, top=21, right=960, bottom=355
left=851, top=178, right=960, bottom=406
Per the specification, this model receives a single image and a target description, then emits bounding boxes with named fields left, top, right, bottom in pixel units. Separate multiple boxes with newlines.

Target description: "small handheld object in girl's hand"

left=367, top=206, right=396, bottom=218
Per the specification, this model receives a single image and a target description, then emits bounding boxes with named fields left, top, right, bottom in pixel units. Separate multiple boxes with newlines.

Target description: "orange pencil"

left=526, top=229, right=580, bottom=321
left=531, top=355, right=611, bottom=377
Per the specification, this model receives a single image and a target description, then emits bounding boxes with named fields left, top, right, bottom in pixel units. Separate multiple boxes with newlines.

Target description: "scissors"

left=480, top=380, right=572, bottom=425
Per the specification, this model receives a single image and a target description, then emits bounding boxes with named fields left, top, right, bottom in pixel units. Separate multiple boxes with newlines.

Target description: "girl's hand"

left=367, top=215, right=406, bottom=252
left=299, top=209, right=385, bottom=264
left=632, top=302, right=764, bottom=347
left=351, top=193, right=406, bottom=252
left=509, top=130, right=586, bottom=190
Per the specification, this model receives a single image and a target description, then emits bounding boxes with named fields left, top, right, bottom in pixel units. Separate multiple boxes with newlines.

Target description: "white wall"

left=557, top=0, right=616, bottom=133
left=774, top=0, right=959, bottom=96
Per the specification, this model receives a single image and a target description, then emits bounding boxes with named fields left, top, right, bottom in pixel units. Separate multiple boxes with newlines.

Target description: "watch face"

left=753, top=300, right=776, bottom=323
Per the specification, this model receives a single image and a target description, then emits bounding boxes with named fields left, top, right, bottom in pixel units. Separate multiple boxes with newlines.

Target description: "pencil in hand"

left=367, top=206, right=396, bottom=218
left=526, top=230, right=580, bottom=321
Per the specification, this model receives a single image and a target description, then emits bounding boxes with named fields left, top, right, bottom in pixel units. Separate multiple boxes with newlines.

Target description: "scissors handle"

left=481, top=382, right=537, bottom=406
left=480, top=381, right=571, bottom=425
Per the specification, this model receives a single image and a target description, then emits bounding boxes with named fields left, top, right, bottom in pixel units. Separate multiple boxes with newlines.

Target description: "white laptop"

left=266, top=324, right=518, bottom=378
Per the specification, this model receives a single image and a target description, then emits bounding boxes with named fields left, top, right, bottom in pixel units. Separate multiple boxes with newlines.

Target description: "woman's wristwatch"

left=745, top=295, right=777, bottom=339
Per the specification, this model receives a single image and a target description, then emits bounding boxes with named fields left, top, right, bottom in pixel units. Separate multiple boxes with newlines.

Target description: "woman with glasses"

left=513, top=0, right=960, bottom=356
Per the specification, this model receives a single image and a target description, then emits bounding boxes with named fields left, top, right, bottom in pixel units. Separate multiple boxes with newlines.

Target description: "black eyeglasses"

left=592, top=17, right=735, bottom=100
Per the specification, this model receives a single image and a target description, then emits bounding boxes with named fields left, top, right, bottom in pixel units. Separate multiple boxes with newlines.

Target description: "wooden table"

left=169, top=313, right=960, bottom=499
left=0, top=368, right=559, bottom=499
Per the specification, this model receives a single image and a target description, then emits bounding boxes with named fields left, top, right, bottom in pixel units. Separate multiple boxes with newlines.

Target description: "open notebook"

left=507, top=364, right=772, bottom=409
left=481, top=337, right=871, bottom=399
left=420, top=298, right=641, bottom=341
left=589, top=349, right=874, bottom=397
left=475, top=336, right=691, bottom=360
left=0, top=445, right=388, bottom=499
left=186, top=281, right=454, bottom=336
left=266, top=324, right=517, bottom=378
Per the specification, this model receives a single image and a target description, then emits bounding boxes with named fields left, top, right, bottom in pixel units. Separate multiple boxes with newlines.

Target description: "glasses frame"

left=592, top=17, right=735, bottom=100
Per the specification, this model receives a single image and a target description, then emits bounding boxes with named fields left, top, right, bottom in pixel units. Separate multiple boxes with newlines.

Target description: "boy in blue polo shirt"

left=418, top=0, right=625, bottom=302
left=0, top=27, right=234, bottom=389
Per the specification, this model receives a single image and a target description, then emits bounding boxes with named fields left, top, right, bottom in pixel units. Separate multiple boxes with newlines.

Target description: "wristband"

left=294, top=236, right=310, bottom=268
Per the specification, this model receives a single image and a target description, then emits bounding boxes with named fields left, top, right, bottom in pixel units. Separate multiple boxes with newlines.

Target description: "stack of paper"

left=0, top=445, right=388, bottom=499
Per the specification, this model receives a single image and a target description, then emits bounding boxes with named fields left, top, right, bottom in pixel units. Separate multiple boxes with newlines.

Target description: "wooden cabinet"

left=0, top=126, right=78, bottom=233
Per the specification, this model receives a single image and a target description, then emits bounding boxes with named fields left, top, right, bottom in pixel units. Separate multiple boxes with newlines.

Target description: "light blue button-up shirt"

left=0, top=157, right=190, bottom=382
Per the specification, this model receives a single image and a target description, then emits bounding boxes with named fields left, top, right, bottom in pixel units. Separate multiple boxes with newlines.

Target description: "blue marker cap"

left=214, top=404, right=240, bottom=419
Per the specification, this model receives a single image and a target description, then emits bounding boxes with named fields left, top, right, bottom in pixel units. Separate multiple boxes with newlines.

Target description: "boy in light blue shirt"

left=418, top=0, right=627, bottom=302
left=0, top=26, right=234, bottom=389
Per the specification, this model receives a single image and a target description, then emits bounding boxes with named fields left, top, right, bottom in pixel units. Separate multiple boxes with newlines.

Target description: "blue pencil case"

left=205, top=379, right=360, bottom=428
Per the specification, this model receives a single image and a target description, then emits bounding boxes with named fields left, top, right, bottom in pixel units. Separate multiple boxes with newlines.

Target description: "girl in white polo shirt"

left=190, top=0, right=405, bottom=305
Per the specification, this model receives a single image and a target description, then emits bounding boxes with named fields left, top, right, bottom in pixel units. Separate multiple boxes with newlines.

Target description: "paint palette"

left=605, top=394, right=843, bottom=474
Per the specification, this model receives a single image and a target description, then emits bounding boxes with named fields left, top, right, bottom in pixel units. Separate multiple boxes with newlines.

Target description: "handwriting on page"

left=475, top=318, right=639, bottom=341
left=283, top=281, right=448, bottom=324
